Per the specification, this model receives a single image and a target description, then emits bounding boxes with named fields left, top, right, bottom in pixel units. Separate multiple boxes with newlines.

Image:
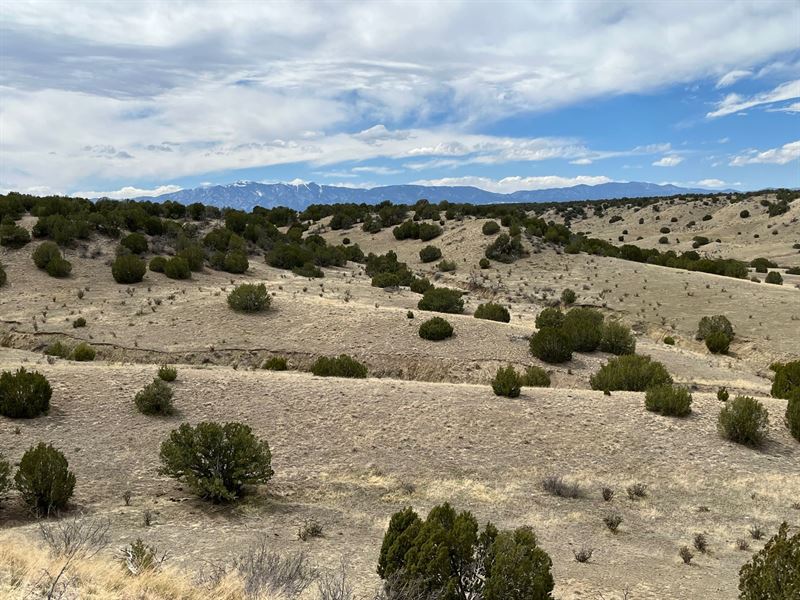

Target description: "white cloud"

left=729, top=140, right=800, bottom=166
left=411, top=175, right=614, bottom=193
left=73, top=184, right=182, bottom=199
left=570, top=158, right=593, bottom=165
left=696, top=178, right=727, bottom=188
left=653, top=155, right=684, bottom=167
left=715, top=69, right=751, bottom=88
left=351, top=166, right=404, bottom=175
left=707, top=79, right=800, bottom=117
left=767, top=101, right=800, bottom=113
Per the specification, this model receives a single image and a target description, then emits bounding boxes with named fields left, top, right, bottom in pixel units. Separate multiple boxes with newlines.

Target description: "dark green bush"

left=771, top=360, right=800, bottom=399
left=310, top=354, right=367, bottom=378
left=157, top=365, right=177, bottom=382
left=121, top=233, right=148, bottom=255
left=482, top=220, right=501, bottom=235
left=263, top=356, right=288, bottom=371
left=393, top=220, right=419, bottom=240
left=419, top=317, right=454, bottom=341
left=765, top=271, right=783, bottom=285
left=663, top=336, right=675, bottom=345
left=159, top=421, right=273, bottom=503
left=223, top=251, right=249, bottom=274
left=563, top=307, right=604, bottom=352
left=14, top=443, right=75, bottom=515
left=32, top=242, right=61, bottom=269
left=417, top=287, right=464, bottom=314
left=437, top=259, right=456, bottom=272
left=521, top=365, right=551, bottom=387
left=474, top=302, right=510, bottom=323
left=164, top=256, right=191, bottom=279
left=740, top=209, right=750, bottom=218
left=479, top=257, right=490, bottom=269
left=738, top=522, right=800, bottom=599
left=134, top=379, right=175, bottom=415
left=529, top=328, right=573, bottom=363
left=535, top=307, right=564, bottom=330
left=0, top=262, right=6, bottom=286
left=418, top=223, right=442, bottom=241
left=45, top=256, right=72, bottom=278
left=718, top=396, right=769, bottom=447
left=0, top=219, right=31, bottom=248
left=705, top=331, right=731, bottom=354
left=0, top=367, right=52, bottom=418
left=71, top=342, right=95, bottom=362
left=599, top=322, right=636, bottom=355
left=227, top=283, right=270, bottom=312
left=658, top=236, right=669, bottom=244
left=112, top=254, right=146, bottom=284
left=785, top=390, right=800, bottom=442
left=561, top=288, right=576, bottom=305
left=72, top=317, right=86, bottom=328
left=718, top=387, right=730, bottom=402
left=292, top=262, right=323, bottom=277
left=645, top=384, right=692, bottom=417
left=492, top=366, right=521, bottom=397
left=485, top=233, right=524, bottom=263
left=177, top=244, right=205, bottom=271
left=44, top=340, right=70, bottom=358
left=149, top=256, right=167, bottom=272
left=590, top=354, right=672, bottom=391
left=0, top=454, right=10, bottom=501
left=697, top=315, right=734, bottom=341
left=409, top=277, right=433, bottom=294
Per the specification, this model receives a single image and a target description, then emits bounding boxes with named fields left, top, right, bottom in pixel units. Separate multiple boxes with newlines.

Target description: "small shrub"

left=491, top=366, right=521, bottom=398
left=121, top=233, right=148, bottom=255
left=32, top=242, right=61, bottom=269
left=485, top=233, right=524, bottom=263
left=573, top=547, right=593, bottom=563
left=479, top=257, right=490, bottom=269
left=645, top=384, right=692, bottom=417
left=535, top=307, right=564, bottom=330
left=418, top=245, right=442, bottom=263
left=223, top=251, right=249, bottom=274
left=0, top=454, right=10, bottom=501
left=663, top=336, right=675, bottom=345
left=71, top=317, right=86, bottom=329
left=542, top=474, right=583, bottom=499
left=599, top=321, right=636, bottom=355
left=121, top=538, right=167, bottom=575
left=786, top=390, right=800, bottom=442
left=417, top=287, right=464, bottom=314
left=112, top=254, right=146, bottom=284
left=0, top=367, right=52, bottom=418
left=697, top=315, right=734, bottom=341
left=227, top=283, right=270, bottom=312
left=718, top=395, right=769, bottom=447
left=765, top=271, right=783, bottom=285
left=738, top=522, right=800, bottom=599
left=530, top=327, right=573, bottom=363
left=45, top=256, right=72, bottom=278
left=437, top=259, right=456, bottom=272
left=693, top=533, right=708, bottom=553
left=749, top=525, right=765, bottom=540
left=134, top=379, right=175, bottom=415
left=14, top=443, right=75, bottom=515
left=562, top=307, right=604, bottom=352
left=164, top=256, right=191, bottom=280
left=0, top=263, right=5, bottom=286
left=601, top=487, right=614, bottom=502
left=418, top=317, right=454, bottom=341
left=44, top=340, right=70, bottom=358
left=626, top=483, right=647, bottom=500
left=310, top=355, right=367, bottom=378
left=679, top=546, right=693, bottom=564
left=263, top=356, right=288, bottom=371
left=659, top=236, right=669, bottom=244
left=590, top=354, right=672, bottom=391
left=292, top=262, right=323, bottom=278
left=297, top=519, right=324, bottom=541
left=705, top=331, right=731, bottom=354
left=157, top=365, right=177, bottom=382
left=604, top=513, right=622, bottom=533
left=740, top=209, right=750, bottom=218
left=149, top=256, right=167, bottom=273
left=418, top=223, right=442, bottom=241
left=474, top=302, right=510, bottom=323
left=561, top=288, right=576, bottom=305
left=159, top=421, right=273, bottom=502
left=482, top=220, right=500, bottom=235
left=521, top=365, right=550, bottom=387
left=409, top=276, right=433, bottom=294
left=717, top=387, right=730, bottom=402
left=771, top=360, right=800, bottom=398
left=71, top=342, right=96, bottom=362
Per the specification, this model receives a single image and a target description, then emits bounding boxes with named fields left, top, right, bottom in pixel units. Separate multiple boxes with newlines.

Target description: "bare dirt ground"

left=1, top=194, right=799, bottom=599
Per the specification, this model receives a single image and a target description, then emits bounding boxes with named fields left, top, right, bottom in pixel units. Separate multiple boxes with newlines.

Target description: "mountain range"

left=136, top=181, right=731, bottom=211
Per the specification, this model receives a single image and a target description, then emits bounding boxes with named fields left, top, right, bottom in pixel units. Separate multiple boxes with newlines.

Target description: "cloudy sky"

left=1, top=0, right=799, bottom=198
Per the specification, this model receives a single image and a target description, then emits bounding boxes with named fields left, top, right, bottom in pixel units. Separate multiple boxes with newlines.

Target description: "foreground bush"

left=492, top=366, right=522, bottom=397
left=418, top=317, right=454, bottom=341
left=738, top=522, right=799, bottom=599
left=378, top=503, right=553, bottom=600
left=563, top=307, right=604, bottom=352
left=310, top=354, right=367, bottom=378
left=71, top=342, right=96, bottom=361
left=0, top=367, right=52, bottom=418
left=718, top=396, right=769, bottom=447
left=521, top=365, right=551, bottom=387
left=417, top=287, right=464, bottom=314
left=32, top=241, right=61, bottom=269
left=227, top=283, right=270, bottom=312
left=530, top=327, right=572, bottom=363
left=771, top=360, right=800, bottom=399
left=159, top=421, right=273, bottom=503
left=645, top=385, right=692, bottom=417
left=474, top=302, right=510, bottom=323
left=112, top=254, right=146, bottom=284
left=134, top=379, right=175, bottom=416
left=599, top=321, right=636, bottom=355
left=164, top=256, right=191, bottom=280
left=697, top=315, right=734, bottom=341
left=14, top=443, right=75, bottom=515
left=590, top=354, right=672, bottom=391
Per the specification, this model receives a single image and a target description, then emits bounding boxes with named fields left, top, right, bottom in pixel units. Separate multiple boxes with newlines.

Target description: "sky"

left=1, top=0, right=799, bottom=199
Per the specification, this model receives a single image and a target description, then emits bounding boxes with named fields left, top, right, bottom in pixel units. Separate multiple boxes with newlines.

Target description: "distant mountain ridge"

left=136, top=181, right=730, bottom=211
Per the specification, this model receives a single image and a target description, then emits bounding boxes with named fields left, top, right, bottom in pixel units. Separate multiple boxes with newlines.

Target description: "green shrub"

left=177, top=244, right=205, bottom=271
left=419, top=245, right=442, bottom=263
left=134, top=379, right=175, bottom=415
left=14, top=443, right=75, bottom=515
left=0, top=220, right=31, bottom=248
left=418, top=287, right=464, bottom=314
left=409, top=277, right=433, bottom=294
left=717, top=387, right=730, bottom=402
left=227, top=283, right=270, bottom=312
left=371, top=271, right=402, bottom=288
left=599, top=321, right=636, bottom=355
left=418, top=317, right=454, bottom=341
left=658, top=236, right=669, bottom=244
left=32, top=242, right=61, bottom=269
left=483, top=527, right=554, bottom=600
left=159, top=421, right=273, bottom=503
left=740, top=209, right=750, bottom=218
left=418, top=223, right=442, bottom=241
left=310, top=355, right=367, bottom=378
left=535, top=307, right=564, bottom=330
left=529, top=328, right=573, bottom=363
left=590, top=354, right=672, bottom=391
left=786, top=390, right=800, bottom=442
left=697, top=315, right=734, bottom=341
left=149, top=256, right=167, bottom=272
left=718, top=395, right=769, bottom=447
left=72, top=317, right=86, bottom=328
left=765, top=271, right=783, bottom=285
left=705, top=331, right=731, bottom=354
left=663, top=336, right=675, bottom=345
left=121, top=233, right=148, bottom=255
left=45, top=256, right=72, bottom=278
left=164, top=256, right=191, bottom=280
left=44, top=340, right=70, bottom=358
left=485, top=233, right=524, bottom=263
left=112, top=254, right=146, bottom=284
left=292, top=262, right=323, bottom=277
left=437, top=259, right=456, bottom=272
left=0, top=454, right=10, bottom=501
left=482, top=220, right=501, bottom=235
left=223, top=251, right=249, bottom=274
left=0, top=262, right=6, bottom=286
left=71, top=342, right=96, bottom=362
left=561, top=288, right=576, bottom=305
left=0, top=368, right=52, bottom=418
left=771, top=360, right=800, bottom=399
left=645, top=384, right=692, bottom=417
left=479, top=257, right=491, bottom=269
left=157, top=365, right=177, bottom=382
left=474, top=302, right=510, bottom=323
left=562, top=307, right=604, bottom=352
left=738, top=522, right=800, bottom=599
left=263, top=356, right=288, bottom=370
left=521, top=365, right=551, bottom=387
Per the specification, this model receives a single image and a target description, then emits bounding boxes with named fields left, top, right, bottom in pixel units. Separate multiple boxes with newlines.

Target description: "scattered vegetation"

left=521, top=365, right=551, bottom=388
left=14, top=442, right=76, bottom=515
left=645, top=384, right=693, bottom=417
left=157, top=365, right=177, bottom=382
left=718, top=396, right=769, bottom=447
left=417, top=287, right=464, bottom=313
left=112, top=254, right=146, bottom=284
left=418, top=316, right=454, bottom=341
left=590, top=354, right=672, bottom=391
left=530, top=327, right=573, bottom=363
left=227, top=283, right=270, bottom=312
left=310, top=354, right=367, bottom=378
left=542, top=474, right=583, bottom=499
left=0, top=367, right=52, bottom=418
left=134, top=379, right=175, bottom=416
left=474, top=302, right=510, bottom=323
left=491, top=365, right=522, bottom=398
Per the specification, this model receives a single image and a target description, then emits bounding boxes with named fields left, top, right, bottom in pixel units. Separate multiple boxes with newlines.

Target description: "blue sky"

left=1, top=1, right=798, bottom=199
